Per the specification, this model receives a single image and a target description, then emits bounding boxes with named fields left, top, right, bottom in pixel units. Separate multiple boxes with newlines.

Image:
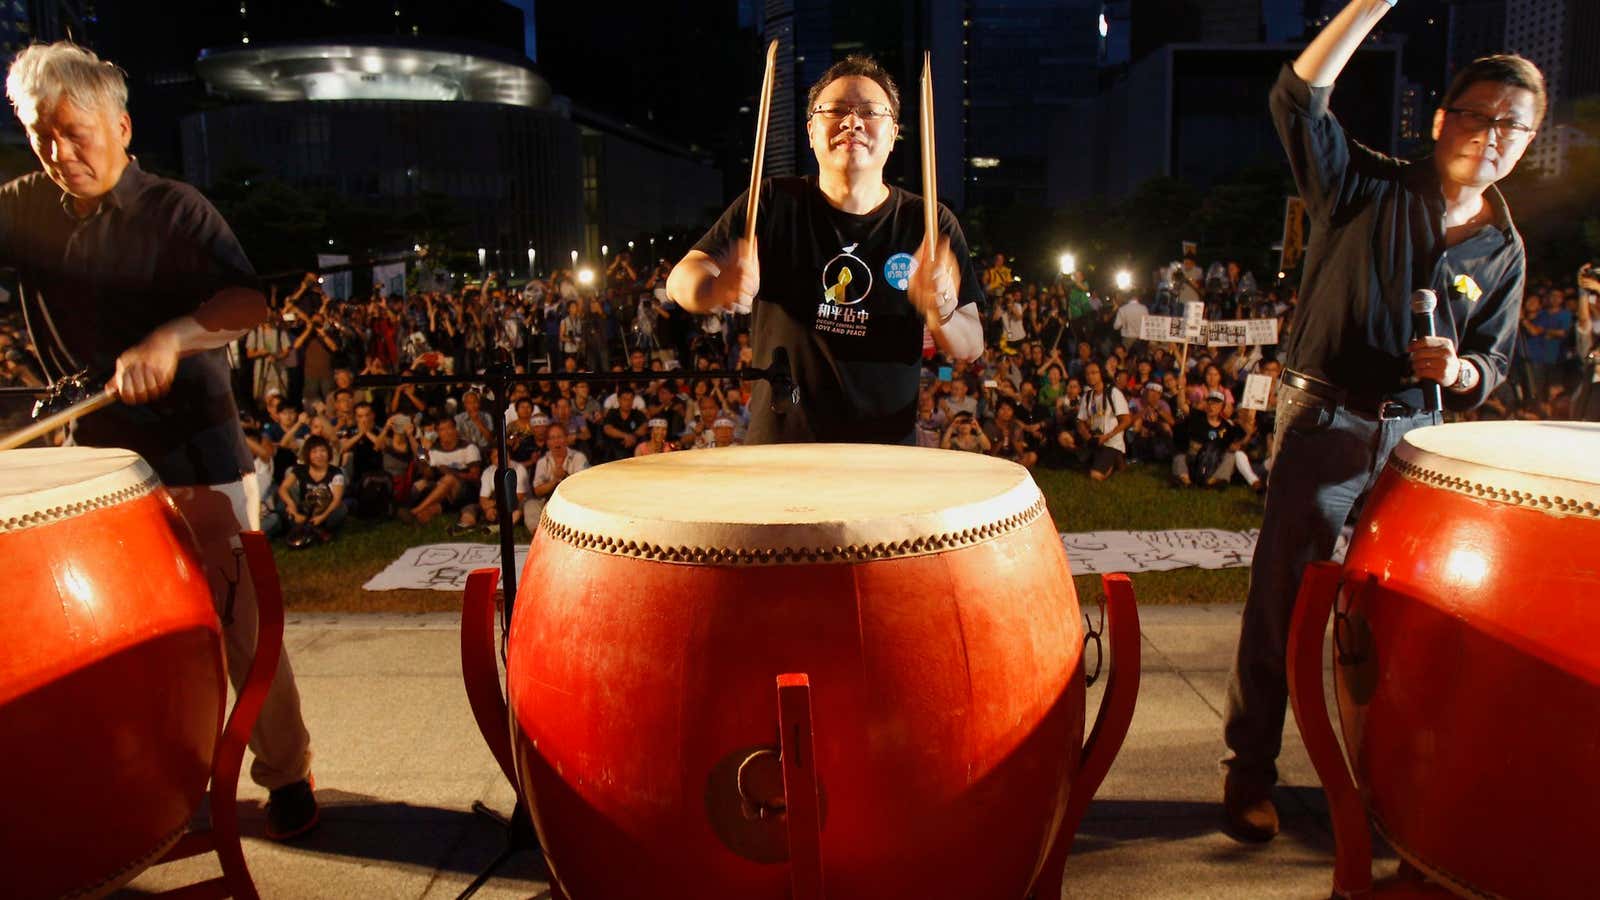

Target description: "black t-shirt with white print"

left=693, top=176, right=982, bottom=444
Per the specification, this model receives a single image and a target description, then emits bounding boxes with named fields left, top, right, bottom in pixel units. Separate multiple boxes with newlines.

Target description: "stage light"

left=527, top=248, right=536, bottom=271
left=1059, top=253, right=1076, bottom=276
left=1115, top=270, right=1133, bottom=291
left=576, top=268, right=596, bottom=287
left=570, top=249, right=579, bottom=267
left=477, top=248, right=486, bottom=270
left=601, top=244, right=609, bottom=257
left=628, top=240, right=635, bottom=249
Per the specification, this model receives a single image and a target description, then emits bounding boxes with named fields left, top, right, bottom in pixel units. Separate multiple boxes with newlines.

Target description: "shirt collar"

left=59, top=155, right=145, bottom=221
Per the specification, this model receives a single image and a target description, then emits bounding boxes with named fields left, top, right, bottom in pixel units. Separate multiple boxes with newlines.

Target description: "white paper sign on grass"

left=364, top=530, right=1352, bottom=590
left=362, top=543, right=528, bottom=592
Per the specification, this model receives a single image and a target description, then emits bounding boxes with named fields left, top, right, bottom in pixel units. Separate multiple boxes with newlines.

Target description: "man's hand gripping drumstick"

left=666, top=40, right=776, bottom=314
left=912, top=52, right=982, bottom=362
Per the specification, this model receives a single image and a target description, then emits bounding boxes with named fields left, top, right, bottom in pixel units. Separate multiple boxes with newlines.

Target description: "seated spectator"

left=1075, top=362, right=1133, bottom=481
left=914, top=391, right=945, bottom=448
left=984, top=399, right=1038, bottom=469
left=1230, top=406, right=1269, bottom=493
left=941, top=412, right=990, bottom=453
left=454, top=444, right=528, bottom=535
left=704, top=416, right=741, bottom=449
left=399, top=416, right=482, bottom=525
left=635, top=418, right=677, bottom=456
left=1127, top=382, right=1176, bottom=463
left=601, top=386, right=649, bottom=460
left=1172, top=388, right=1245, bottom=488
left=276, top=436, right=347, bottom=546
left=526, top=423, right=588, bottom=524
left=454, top=388, right=496, bottom=451
left=940, top=377, right=978, bottom=422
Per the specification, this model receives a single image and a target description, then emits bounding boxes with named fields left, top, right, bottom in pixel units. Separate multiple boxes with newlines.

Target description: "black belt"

left=1280, top=369, right=1423, bottom=421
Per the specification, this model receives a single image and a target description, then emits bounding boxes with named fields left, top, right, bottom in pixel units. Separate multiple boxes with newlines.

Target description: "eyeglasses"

left=809, top=102, right=894, bottom=122
left=1444, top=108, right=1536, bottom=141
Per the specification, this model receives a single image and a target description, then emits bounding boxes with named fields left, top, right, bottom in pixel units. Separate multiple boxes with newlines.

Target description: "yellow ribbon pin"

left=1453, top=274, right=1483, bottom=304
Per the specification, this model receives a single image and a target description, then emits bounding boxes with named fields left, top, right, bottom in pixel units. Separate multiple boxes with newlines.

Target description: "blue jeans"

left=1221, top=383, right=1439, bottom=785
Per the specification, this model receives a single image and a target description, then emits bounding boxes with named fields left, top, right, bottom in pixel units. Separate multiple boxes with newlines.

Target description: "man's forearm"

left=1293, top=0, right=1393, bottom=87
left=666, top=255, right=722, bottom=315
left=154, top=286, right=269, bottom=356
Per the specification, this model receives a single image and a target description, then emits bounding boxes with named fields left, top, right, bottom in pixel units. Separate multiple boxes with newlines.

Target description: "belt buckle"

left=1378, top=401, right=1410, bottom=420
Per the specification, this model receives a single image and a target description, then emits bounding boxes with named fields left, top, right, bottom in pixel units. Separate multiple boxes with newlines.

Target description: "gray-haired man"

left=1, top=42, right=317, bottom=838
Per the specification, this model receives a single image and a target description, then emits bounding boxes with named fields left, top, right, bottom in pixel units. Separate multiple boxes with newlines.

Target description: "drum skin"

left=1336, top=462, right=1600, bottom=898
left=506, top=511, right=1084, bottom=899
left=0, top=485, right=225, bottom=899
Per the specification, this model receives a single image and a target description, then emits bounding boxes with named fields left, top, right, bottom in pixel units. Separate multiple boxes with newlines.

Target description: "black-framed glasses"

left=809, top=102, right=894, bottom=122
left=1444, top=107, right=1536, bottom=141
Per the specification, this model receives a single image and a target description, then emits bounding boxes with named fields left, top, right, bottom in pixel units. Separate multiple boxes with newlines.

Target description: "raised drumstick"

left=745, top=39, right=779, bottom=247
left=920, top=51, right=938, bottom=249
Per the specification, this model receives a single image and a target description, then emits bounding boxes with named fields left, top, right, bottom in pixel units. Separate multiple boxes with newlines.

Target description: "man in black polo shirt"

left=2, top=42, right=317, bottom=838
left=667, top=54, right=984, bottom=444
left=1221, top=1, right=1537, bottom=842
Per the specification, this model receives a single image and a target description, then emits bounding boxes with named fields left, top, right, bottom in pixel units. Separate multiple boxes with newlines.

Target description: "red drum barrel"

left=0, top=447, right=277, bottom=900
left=462, top=444, right=1140, bottom=900
left=1288, top=422, right=1600, bottom=899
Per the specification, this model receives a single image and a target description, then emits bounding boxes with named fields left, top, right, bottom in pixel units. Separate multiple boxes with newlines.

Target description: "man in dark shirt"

left=667, top=54, right=984, bottom=444
left=1221, top=2, right=1538, bottom=843
left=2, top=42, right=317, bottom=838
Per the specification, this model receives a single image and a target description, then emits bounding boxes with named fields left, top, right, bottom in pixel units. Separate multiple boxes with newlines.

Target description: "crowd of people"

left=1, top=248, right=1594, bottom=548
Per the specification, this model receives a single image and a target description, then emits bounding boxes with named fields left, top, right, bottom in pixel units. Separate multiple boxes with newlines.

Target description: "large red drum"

left=0, top=447, right=226, bottom=899
left=1289, top=421, right=1600, bottom=898
left=463, top=444, right=1139, bottom=900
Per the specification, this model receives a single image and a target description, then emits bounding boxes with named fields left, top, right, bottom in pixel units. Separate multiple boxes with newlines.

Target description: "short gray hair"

left=6, top=41, right=128, bottom=126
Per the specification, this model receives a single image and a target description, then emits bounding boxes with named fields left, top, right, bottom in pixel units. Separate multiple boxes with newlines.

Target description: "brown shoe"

left=1222, top=771, right=1279, bottom=843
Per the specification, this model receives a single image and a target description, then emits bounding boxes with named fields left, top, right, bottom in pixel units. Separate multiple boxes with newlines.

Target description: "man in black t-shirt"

left=600, top=385, right=648, bottom=461
left=668, top=54, right=985, bottom=445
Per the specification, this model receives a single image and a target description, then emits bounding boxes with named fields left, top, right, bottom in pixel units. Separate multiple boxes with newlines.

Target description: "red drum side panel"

left=507, top=515, right=1083, bottom=900
left=0, top=491, right=225, bottom=899
left=1340, top=470, right=1600, bottom=899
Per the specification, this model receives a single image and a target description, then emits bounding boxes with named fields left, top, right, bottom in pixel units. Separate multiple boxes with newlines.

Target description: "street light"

left=1058, top=253, right=1076, bottom=276
left=477, top=247, right=486, bottom=274
left=528, top=247, right=536, bottom=275
left=628, top=240, right=635, bottom=250
left=601, top=244, right=609, bottom=258
left=570, top=249, right=579, bottom=268
left=1114, top=270, right=1133, bottom=292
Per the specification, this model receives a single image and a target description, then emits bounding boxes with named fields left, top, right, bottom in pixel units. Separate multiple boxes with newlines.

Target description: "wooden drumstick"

left=0, top=386, right=116, bottom=451
left=745, top=39, right=779, bottom=248
left=920, top=51, right=938, bottom=250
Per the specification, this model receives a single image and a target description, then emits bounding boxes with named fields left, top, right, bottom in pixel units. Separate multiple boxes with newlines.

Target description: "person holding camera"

left=940, top=412, right=989, bottom=453
left=1222, top=1, right=1539, bottom=843
left=1075, top=361, right=1133, bottom=481
left=397, top=415, right=481, bottom=525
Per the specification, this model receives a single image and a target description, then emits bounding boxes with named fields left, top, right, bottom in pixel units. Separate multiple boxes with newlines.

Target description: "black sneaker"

left=265, top=777, right=320, bottom=841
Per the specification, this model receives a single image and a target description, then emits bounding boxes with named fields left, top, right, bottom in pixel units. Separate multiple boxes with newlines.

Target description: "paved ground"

left=121, top=605, right=1392, bottom=899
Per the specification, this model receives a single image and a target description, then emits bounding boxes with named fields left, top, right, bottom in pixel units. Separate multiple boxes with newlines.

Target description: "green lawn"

left=271, top=460, right=1262, bottom=612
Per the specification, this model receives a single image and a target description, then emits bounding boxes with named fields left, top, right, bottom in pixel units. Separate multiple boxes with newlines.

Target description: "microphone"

left=764, top=346, right=798, bottom=416
left=1411, top=288, right=1443, bottom=413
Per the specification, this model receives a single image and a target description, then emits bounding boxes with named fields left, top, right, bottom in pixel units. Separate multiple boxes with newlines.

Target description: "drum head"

left=0, top=447, right=158, bottom=531
left=1393, top=421, right=1600, bottom=516
left=544, top=444, right=1047, bottom=565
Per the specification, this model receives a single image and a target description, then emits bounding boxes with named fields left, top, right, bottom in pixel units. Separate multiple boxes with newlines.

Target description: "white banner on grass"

left=364, top=531, right=1351, bottom=590
left=1060, top=528, right=1349, bottom=575
left=362, top=543, right=528, bottom=592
